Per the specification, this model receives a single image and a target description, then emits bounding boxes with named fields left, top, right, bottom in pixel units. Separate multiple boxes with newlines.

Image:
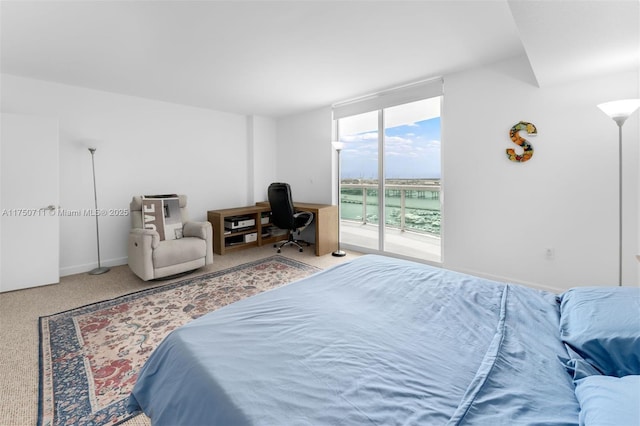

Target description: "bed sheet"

left=128, top=255, right=579, bottom=425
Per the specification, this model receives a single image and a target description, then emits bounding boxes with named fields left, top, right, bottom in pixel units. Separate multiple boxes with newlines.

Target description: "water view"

left=339, top=178, right=441, bottom=235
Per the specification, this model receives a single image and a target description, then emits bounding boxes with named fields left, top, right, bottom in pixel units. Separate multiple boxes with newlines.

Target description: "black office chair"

left=268, top=182, right=313, bottom=253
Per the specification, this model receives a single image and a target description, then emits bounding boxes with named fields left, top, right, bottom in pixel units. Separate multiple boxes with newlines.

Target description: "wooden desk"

left=256, top=201, right=338, bottom=256
left=208, top=202, right=338, bottom=256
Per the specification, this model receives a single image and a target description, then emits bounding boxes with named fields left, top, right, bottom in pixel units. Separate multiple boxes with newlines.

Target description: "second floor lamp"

left=332, top=141, right=346, bottom=257
left=596, top=98, right=640, bottom=286
left=88, top=147, right=110, bottom=275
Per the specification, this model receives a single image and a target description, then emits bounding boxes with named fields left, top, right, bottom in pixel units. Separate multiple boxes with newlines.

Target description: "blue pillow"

left=574, top=375, right=640, bottom=426
left=559, top=286, right=640, bottom=377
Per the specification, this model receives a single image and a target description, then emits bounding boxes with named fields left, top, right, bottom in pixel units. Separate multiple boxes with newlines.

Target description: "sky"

left=340, top=116, right=441, bottom=180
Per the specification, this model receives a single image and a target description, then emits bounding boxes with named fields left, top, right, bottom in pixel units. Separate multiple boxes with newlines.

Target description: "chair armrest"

left=183, top=221, right=210, bottom=240
left=129, top=228, right=160, bottom=249
left=293, top=211, right=314, bottom=228
left=183, top=221, right=213, bottom=265
left=128, top=228, right=160, bottom=281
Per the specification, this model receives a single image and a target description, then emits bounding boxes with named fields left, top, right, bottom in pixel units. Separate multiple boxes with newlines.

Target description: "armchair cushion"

left=153, top=238, right=207, bottom=269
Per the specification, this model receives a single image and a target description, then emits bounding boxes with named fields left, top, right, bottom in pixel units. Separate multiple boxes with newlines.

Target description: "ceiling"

left=1, top=1, right=638, bottom=118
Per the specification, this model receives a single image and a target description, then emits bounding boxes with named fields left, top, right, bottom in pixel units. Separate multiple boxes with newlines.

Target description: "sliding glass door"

left=336, top=110, right=379, bottom=251
left=335, top=95, right=442, bottom=262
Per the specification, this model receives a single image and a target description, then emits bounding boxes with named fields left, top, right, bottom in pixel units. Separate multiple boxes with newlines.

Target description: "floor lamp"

left=596, top=99, right=640, bottom=286
left=88, top=148, right=110, bottom=275
left=332, top=141, right=346, bottom=257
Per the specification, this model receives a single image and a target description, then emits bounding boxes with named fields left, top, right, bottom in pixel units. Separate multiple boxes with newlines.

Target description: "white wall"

left=277, top=56, right=639, bottom=290
left=1, top=74, right=263, bottom=276
left=442, top=56, right=639, bottom=289
left=248, top=115, right=278, bottom=203
left=275, top=107, right=333, bottom=204
left=638, top=69, right=640, bottom=280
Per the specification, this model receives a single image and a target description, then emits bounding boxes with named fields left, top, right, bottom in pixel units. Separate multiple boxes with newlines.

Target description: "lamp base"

left=89, top=266, right=110, bottom=275
left=332, top=250, right=346, bottom=257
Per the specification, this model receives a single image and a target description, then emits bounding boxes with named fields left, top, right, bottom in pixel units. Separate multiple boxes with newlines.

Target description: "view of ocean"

left=339, top=179, right=441, bottom=235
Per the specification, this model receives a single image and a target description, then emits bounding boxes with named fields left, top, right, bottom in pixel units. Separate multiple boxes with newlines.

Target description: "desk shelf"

left=208, top=202, right=338, bottom=256
left=208, top=206, right=276, bottom=255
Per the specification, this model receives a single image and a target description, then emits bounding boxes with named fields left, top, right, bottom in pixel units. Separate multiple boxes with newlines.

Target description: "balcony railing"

left=340, top=182, right=441, bottom=235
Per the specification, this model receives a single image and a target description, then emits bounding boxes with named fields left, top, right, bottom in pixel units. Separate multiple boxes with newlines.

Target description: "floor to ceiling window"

left=333, top=79, right=442, bottom=262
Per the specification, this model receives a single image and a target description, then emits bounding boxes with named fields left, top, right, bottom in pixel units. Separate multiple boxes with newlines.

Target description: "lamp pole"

left=88, top=148, right=110, bottom=275
left=332, top=141, right=346, bottom=257
left=616, top=122, right=622, bottom=287
left=597, top=99, right=640, bottom=286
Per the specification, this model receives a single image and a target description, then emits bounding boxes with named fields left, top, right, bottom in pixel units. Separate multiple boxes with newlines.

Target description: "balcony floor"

left=341, top=221, right=441, bottom=263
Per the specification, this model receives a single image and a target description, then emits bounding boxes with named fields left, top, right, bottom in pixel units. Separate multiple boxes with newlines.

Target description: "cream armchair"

left=128, top=195, right=213, bottom=281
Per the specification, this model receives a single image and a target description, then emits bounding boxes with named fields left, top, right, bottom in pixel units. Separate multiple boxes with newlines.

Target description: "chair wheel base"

left=273, top=236, right=309, bottom=254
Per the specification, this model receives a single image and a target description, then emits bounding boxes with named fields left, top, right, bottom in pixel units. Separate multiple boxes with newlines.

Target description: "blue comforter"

left=128, top=255, right=579, bottom=425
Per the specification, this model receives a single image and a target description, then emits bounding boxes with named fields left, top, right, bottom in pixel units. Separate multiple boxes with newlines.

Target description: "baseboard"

left=445, top=265, right=564, bottom=294
left=60, top=256, right=128, bottom=277
left=340, top=244, right=564, bottom=294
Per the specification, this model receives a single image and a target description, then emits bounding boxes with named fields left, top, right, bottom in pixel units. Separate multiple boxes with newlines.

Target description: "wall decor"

left=506, top=121, right=537, bottom=162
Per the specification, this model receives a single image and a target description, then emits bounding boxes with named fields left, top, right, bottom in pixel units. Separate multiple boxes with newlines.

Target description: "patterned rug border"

left=38, top=255, right=317, bottom=321
left=37, top=255, right=320, bottom=426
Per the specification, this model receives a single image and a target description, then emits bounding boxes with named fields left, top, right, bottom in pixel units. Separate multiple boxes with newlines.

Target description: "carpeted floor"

left=0, top=245, right=359, bottom=426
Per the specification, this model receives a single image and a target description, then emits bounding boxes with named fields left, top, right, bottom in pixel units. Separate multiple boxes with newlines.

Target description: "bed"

left=128, top=255, right=640, bottom=425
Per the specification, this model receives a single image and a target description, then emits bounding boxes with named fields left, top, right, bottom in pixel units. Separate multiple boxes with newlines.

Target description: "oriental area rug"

left=38, top=256, right=320, bottom=426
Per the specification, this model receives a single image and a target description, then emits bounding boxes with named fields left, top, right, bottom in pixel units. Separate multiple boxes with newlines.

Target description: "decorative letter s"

left=506, top=121, right=537, bottom=163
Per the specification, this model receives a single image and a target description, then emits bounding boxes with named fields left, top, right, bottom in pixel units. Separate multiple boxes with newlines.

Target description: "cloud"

left=339, top=116, right=442, bottom=178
